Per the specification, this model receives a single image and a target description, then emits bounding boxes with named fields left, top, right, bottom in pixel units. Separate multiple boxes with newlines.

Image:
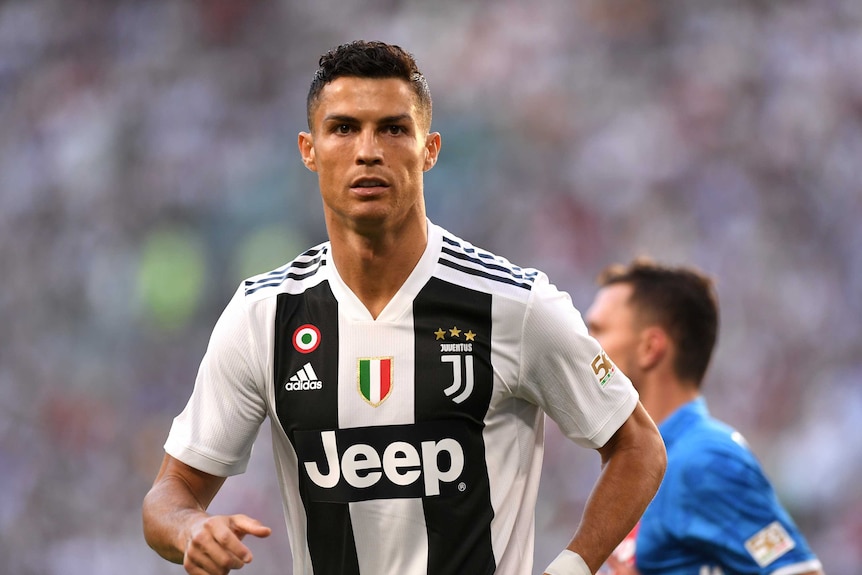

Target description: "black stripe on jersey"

left=442, top=236, right=538, bottom=278
left=439, top=256, right=534, bottom=290
left=244, top=247, right=327, bottom=295
left=441, top=245, right=538, bottom=282
left=439, top=237, right=537, bottom=290
left=413, top=277, right=496, bottom=575
left=273, top=283, right=361, bottom=575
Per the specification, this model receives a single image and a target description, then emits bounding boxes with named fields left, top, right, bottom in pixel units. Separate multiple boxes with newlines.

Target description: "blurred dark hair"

left=306, top=40, right=432, bottom=130
left=597, top=257, right=719, bottom=387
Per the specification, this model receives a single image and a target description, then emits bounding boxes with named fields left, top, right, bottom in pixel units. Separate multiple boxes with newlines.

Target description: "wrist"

left=545, top=549, right=591, bottom=575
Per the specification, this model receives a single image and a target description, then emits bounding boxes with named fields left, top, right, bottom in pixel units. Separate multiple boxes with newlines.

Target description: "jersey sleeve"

left=516, top=275, right=639, bottom=448
left=164, top=284, right=268, bottom=477
left=668, top=440, right=821, bottom=573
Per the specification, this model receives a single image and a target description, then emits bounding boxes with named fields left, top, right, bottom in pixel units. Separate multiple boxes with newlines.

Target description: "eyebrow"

left=322, top=113, right=414, bottom=125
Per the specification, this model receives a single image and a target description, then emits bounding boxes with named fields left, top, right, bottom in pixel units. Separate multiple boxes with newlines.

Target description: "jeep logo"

left=294, top=422, right=470, bottom=502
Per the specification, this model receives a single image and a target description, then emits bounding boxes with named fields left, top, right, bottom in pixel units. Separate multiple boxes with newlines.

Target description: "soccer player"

left=142, top=41, right=666, bottom=575
left=585, top=259, right=824, bottom=575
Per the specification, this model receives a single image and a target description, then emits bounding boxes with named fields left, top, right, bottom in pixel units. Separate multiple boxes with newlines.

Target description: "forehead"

left=587, top=283, right=635, bottom=324
left=311, top=76, right=421, bottom=123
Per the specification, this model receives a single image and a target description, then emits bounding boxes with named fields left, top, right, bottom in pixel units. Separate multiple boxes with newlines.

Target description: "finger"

left=210, top=523, right=256, bottom=566
left=185, top=542, right=243, bottom=575
left=229, top=514, right=273, bottom=539
left=190, top=517, right=255, bottom=570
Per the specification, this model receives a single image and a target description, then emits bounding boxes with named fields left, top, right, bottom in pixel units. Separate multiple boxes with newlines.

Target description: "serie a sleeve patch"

left=744, top=521, right=796, bottom=567
left=590, top=350, right=616, bottom=388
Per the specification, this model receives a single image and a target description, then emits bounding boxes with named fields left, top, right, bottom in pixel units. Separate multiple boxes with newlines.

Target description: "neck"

left=327, top=214, right=428, bottom=319
left=638, top=370, right=700, bottom=426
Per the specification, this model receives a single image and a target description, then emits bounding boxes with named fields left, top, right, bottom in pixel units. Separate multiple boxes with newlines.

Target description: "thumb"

left=229, top=514, right=273, bottom=539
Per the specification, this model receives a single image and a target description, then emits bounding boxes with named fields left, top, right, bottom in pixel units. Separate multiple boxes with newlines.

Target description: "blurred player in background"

left=585, top=258, right=824, bottom=575
left=141, top=41, right=666, bottom=575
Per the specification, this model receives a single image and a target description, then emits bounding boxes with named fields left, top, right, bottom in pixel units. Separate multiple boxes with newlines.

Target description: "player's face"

left=585, top=283, right=644, bottom=389
left=298, top=77, right=440, bottom=235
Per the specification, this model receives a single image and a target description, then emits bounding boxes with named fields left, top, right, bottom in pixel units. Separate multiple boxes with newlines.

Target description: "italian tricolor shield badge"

left=358, top=357, right=392, bottom=406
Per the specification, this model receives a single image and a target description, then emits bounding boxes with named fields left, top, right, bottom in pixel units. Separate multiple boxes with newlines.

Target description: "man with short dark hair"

left=586, top=258, right=823, bottom=575
left=142, top=41, right=666, bottom=575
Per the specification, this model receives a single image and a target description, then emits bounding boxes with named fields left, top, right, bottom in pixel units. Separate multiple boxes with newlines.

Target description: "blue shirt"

left=635, top=398, right=822, bottom=575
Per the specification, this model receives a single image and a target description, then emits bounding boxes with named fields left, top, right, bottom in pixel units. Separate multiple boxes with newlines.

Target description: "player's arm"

left=142, top=453, right=271, bottom=574
left=546, top=402, right=666, bottom=575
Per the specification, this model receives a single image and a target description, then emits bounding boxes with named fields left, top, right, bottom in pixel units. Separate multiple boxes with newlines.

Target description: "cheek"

left=313, top=148, right=350, bottom=182
left=602, top=337, right=632, bottom=370
left=616, top=345, right=642, bottom=380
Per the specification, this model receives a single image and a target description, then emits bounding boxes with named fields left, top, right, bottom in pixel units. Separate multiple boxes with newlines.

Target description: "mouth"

left=349, top=177, right=389, bottom=194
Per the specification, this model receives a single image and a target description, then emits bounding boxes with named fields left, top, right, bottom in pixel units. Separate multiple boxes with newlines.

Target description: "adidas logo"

left=285, top=362, right=323, bottom=391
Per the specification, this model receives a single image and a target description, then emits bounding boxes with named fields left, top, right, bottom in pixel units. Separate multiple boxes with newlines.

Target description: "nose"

left=355, top=129, right=383, bottom=165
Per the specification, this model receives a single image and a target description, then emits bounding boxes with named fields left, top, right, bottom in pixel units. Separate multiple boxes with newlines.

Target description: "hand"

left=603, top=553, right=640, bottom=575
left=183, top=514, right=272, bottom=574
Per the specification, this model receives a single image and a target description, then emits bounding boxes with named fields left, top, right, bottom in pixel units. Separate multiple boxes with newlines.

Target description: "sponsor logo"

left=591, top=350, right=616, bottom=387
left=293, top=324, right=320, bottom=353
left=357, top=357, right=392, bottom=406
left=745, top=521, right=796, bottom=567
left=434, top=326, right=477, bottom=403
left=295, top=422, right=470, bottom=502
left=285, top=362, right=323, bottom=391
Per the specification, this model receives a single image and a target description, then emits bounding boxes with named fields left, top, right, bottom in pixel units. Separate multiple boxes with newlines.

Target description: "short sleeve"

left=164, top=284, right=268, bottom=476
left=516, top=276, right=638, bottom=448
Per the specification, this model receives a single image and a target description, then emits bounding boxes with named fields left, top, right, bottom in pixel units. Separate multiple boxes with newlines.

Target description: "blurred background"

left=1, top=0, right=860, bottom=573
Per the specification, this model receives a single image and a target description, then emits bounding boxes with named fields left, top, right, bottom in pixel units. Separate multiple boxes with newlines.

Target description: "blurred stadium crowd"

left=1, top=1, right=860, bottom=574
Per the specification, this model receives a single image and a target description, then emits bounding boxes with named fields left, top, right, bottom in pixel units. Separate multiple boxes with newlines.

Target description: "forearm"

left=567, top=405, right=666, bottom=572
left=571, top=448, right=662, bottom=570
left=142, top=476, right=211, bottom=564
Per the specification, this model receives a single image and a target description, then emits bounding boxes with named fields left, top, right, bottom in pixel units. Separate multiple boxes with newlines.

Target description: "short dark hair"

left=597, top=257, right=719, bottom=387
left=306, top=40, right=432, bottom=130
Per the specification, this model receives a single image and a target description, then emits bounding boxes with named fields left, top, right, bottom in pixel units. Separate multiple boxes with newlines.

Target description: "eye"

left=336, top=124, right=352, bottom=134
left=385, top=125, right=406, bottom=135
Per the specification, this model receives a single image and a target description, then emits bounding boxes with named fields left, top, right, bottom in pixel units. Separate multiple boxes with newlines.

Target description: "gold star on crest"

left=465, top=330, right=476, bottom=341
left=434, top=328, right=446, bottom=340
left=449, top=326, right=461, bottom=338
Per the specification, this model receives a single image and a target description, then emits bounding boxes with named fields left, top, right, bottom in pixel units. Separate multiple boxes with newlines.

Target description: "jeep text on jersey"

left=294, top=421, right=471, bottom=502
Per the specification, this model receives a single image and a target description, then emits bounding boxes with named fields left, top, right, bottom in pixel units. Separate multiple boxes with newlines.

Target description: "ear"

left=423, top=132, right=441, bottom=171
left=298, top=132, right=317, bottom=172
left=638, top=326, right=669, bottom=371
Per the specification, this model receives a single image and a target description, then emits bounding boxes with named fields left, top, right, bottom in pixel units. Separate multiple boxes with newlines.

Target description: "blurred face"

left=584, top=283, right=644, bottom=388
left=298, top=76, right=440, bottom=235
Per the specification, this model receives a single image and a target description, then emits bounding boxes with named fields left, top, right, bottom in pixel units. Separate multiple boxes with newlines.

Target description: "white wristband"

left=544, top=549, right=591, bottom=575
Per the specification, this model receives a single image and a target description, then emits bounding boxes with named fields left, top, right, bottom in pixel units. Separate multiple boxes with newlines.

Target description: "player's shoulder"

left=241, top=241, right=330, bottom=301
left=683, top=414, right=755, bottom=458
left=671, top=416, right=771, bottom=495
left=434, top=223, right=544, bottom=297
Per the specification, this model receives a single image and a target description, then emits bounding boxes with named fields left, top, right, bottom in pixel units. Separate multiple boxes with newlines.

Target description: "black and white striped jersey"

left=165, top=220, right=638, bottom=575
